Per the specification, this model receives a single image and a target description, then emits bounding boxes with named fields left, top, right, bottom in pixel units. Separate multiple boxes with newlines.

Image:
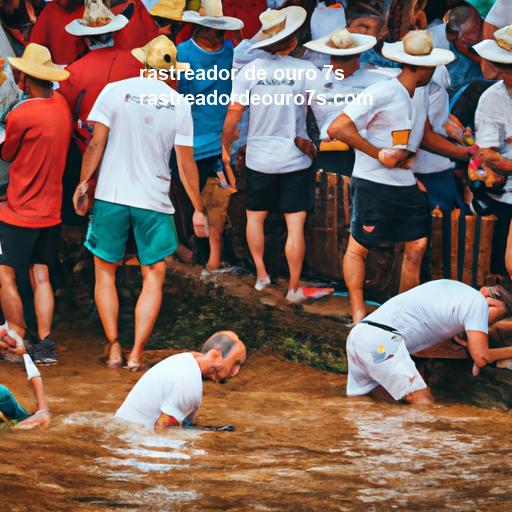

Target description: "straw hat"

left=473, top=38, right=512, bottom=65
left=304, top=27, right=377, bottom=56
left=65, top=0, right=128, bottom=36
left=382, top=30, right=456, bottom=67
left=150, top=0, right=186, bottom=21
left=251, top=6, right=307, bottom=51
left=132, top=35, right=190, bottom=71
left=8, top=43, right=70, bottom=82
left=494, top=25, right=512, bottom=53
left=178, top=0, right=243, bottom=31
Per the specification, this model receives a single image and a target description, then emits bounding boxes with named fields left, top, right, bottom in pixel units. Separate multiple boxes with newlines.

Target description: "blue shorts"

left=0, top=384, right=29, bottom=424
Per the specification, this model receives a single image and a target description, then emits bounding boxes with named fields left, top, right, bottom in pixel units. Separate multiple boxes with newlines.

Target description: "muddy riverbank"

left=2, top=260, right=512, bottom=511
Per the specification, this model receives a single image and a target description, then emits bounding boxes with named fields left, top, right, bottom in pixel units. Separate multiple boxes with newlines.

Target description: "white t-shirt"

left=367, top=280, right=489, bottom=354
left=310, top=1, right=346, bottom=40
left=475, top=80, right=512, bottom=204
left=115, top=352, right=203, bottom=429
left=231, top=54, right=323, bottom=174
left=314, top=68, right=389, bottom=140
left=344, top=78, right=416, bottom=186
left=413, top=66, right=455, bottom=175
left=485, top=0, right=512, bottom=28
left=88, top=77, right=194, bottom=214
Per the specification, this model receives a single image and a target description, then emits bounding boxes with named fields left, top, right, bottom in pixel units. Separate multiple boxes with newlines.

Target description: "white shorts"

left=346, top=323, right=427, bottom=401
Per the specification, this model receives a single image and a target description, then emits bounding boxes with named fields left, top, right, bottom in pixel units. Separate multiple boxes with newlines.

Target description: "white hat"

left=65, top=0, right=128, bottom=37
left=473, top=39, right=512, bottom=65
left=382, top=30, right=455, bottom=67
left=251, top=6, right=307, bottom=51
left=494, top=25, right=512, bottom=52
left=181, top=0, right=243, bottom=31
left=304, top=28, right=377, bottom=56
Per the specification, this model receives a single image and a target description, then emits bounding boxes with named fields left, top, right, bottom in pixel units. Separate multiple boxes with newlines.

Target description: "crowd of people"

left=1, top=0, right=512, bottom=427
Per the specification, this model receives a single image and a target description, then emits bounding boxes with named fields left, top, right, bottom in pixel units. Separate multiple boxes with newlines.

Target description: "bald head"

left=201, top=331, right=246, bottom=379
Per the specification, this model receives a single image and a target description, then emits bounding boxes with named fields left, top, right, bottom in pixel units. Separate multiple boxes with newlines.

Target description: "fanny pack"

left=360, top=320, right=401, bottom=336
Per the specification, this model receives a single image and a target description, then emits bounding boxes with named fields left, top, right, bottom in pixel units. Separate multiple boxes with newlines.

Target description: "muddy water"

left=1, top=332, right=512, bottom=512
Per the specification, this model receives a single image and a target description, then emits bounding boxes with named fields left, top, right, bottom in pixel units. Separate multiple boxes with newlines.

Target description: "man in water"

left=0, top=353, right=50, bottom=430
left=115, top=331, right=246, bottom=430
left=346, top=280, right=512, bottom=405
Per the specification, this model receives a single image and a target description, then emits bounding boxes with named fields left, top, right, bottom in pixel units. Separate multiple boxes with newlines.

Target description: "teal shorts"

left=0, top=384, right=29, bottom=424
left=85, top=200, right=178, bottom=266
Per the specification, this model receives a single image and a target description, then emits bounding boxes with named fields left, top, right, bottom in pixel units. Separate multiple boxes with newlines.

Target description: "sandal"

left=123, top=360, right=146, bottom=372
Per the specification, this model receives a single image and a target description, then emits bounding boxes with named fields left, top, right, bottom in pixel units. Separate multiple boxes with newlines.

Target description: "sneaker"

left=286, top=287, right=334, bottom=304
left=255, top=276, right=271, bottom=291
left=32, top=338, right=58, bottom=365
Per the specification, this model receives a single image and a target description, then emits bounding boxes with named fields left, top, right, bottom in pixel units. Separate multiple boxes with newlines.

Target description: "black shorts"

left=0, top=222, right=60, bottom=269
left=246, top=166, right=315, bottom=214
left=350, top=177, right=430, bottom=249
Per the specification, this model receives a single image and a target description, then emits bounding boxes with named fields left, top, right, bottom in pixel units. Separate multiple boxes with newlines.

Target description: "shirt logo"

left=391, top=129, right=411, bottom=147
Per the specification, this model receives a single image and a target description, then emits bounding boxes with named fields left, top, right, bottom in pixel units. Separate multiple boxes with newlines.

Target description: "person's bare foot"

left=15, top=409, right=50, bottom=430
left=105, top=341, right=123, bottom=368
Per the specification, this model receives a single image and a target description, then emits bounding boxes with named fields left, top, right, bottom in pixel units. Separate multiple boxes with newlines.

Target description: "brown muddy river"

left=1, top=331, right=512, bottom=511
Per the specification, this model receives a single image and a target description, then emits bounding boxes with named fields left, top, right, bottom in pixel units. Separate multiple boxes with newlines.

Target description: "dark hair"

left=263, top=33, right=298, bottom=54
left=487, top=285, right=512, bottom=315
left=26, top=75, right=53, bottom=90
left=201, top=333, right=235, bottom=358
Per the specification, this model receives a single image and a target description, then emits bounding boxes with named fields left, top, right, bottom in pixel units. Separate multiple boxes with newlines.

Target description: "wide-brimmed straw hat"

left=8, top=43, right=70, bottom=81
left=132, top=35, right=190, bottom=71
left=473, top=38, right=512, bottom=65
left=382, top=30, right=455, bottom=67
left=304, top=27, right=377, bottom=56
left=66, top=0, right=128, bottom=36
left=150, top=0, right=186, bottom=21
left=494, top=25, right=512, bottom=53
left=169, top=0, right=244, bottom=31
left=251, top=6, right=307, bottom=51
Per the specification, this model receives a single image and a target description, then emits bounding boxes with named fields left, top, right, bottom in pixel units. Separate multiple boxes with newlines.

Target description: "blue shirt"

left=177, top=38, right=234, bottom=161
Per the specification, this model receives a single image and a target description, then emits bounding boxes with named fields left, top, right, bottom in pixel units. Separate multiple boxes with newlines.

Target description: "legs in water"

left=343, top=236, right=370, bottom=324
left=246, top=210, right=271, bottom=290
left=370, top=385, right=435, bottom=406
left=94, top=256, right=122, bottom=368
left=127, top=261, right=166, bottom=369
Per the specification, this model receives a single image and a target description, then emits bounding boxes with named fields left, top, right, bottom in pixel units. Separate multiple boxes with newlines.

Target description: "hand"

left=378, top=148, right=412, bottom=169
left=294, top=136, right=318, bottom=161
left=193, top=210, right=209, bottom=238
left=73, top=181, right=90, bottom=216
left=452, top=334, right=468, bottom=348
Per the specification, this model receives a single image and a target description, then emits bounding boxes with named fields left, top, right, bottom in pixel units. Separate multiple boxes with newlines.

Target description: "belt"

left=360, top=320, right=401, bottom=336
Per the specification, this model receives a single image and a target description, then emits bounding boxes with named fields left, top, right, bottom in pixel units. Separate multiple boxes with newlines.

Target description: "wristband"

left=23, top=354, right=41, bottom=380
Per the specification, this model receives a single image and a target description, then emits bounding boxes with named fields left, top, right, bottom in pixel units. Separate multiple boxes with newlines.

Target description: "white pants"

left=346, top=323, right=427, bottom=401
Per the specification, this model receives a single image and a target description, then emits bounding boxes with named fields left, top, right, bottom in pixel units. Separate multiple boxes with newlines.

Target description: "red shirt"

left=223, top=0, right=267, bottom=39
left=112, top=0, right=159, bottom=50
left=0, top=93, right=72, bottom=228
left=29, top=3, right=86, bottom=65
left=58, top=47, right=144, bottom=150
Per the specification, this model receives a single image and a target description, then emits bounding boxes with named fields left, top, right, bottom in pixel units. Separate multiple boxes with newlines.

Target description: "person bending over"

left=346, top=279, right=512, bottom=406
left=115, top=331, right=246, bottom=430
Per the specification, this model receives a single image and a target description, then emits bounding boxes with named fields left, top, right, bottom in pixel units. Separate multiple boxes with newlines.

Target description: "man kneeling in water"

left=0, top=354, right=50, bottom=429
left=346, top=280, right=512, bottom=405
left=115, top=331, right=246, bottom=430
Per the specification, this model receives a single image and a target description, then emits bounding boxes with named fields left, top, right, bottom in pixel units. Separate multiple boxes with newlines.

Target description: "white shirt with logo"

left=231, top=54, right=323, bottom=174
left=343, top=78, right=416, bottom=186
left=88, top=77, right=194, bottom=214
left=115, top=352, right=203, bottom=429
left=367, top=280, right=489, bottom=354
